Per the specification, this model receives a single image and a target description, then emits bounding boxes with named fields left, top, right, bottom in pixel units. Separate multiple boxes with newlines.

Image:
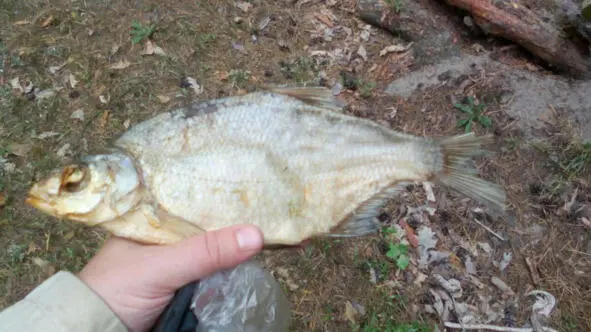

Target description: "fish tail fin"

left=433, top=133, right=507, bottom=213
left=266, top=85, right=346, bottom=109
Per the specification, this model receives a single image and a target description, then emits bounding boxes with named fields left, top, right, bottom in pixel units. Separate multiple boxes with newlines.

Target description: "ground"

left=0, top=0, right=590, bottom=331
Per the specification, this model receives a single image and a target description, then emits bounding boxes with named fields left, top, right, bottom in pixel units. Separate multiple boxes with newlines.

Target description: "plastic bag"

left=190, top=260, right=292, bottom=332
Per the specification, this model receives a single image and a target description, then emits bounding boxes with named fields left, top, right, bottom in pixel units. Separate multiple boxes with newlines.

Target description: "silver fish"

left=25, top=87, right=506, bottom=246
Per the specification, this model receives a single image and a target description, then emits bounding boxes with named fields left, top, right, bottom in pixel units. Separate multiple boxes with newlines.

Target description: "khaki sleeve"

left=0, top=271, right=128, bottom=332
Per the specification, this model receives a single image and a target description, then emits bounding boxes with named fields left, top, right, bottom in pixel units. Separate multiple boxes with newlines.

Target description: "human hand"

left=78, top=224, right=264, bottom=332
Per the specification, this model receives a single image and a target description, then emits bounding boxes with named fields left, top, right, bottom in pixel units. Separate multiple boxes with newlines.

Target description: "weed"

left=382, top=226, right=410, bottom=270
left=385, top=0, right=404, bottom=13
left=454, top=96, right=492, bottom=132
left=359, top=81, right=377, bottom=98
left=196, top=33, right=217, bottom=51
left=547, top=140, right=591, bottom=180
left=228, top=69, right=250, bottom=88
left=130, top=21, right=156, bottom=45
left=353, top=313, right=432, bottom=332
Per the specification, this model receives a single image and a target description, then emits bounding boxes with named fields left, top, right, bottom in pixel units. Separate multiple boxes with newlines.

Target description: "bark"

left=442, top=0, right=590, bottom=77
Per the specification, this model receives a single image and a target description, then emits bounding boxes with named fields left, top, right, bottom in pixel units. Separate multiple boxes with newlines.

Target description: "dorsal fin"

left=266, top=85, right=346, bottom=110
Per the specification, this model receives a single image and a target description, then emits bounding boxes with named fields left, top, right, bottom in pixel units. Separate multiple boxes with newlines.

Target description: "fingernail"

left=235, top=227, right=263, bottom=250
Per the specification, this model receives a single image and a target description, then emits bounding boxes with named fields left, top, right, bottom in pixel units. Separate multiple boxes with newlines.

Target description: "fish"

left=25, top=86, right=506, bottom=246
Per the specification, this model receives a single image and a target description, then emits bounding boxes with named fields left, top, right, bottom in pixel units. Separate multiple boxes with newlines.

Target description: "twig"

left=444, top=322, right=557, bottom=332
left=472, top=218, right=505, bottom=241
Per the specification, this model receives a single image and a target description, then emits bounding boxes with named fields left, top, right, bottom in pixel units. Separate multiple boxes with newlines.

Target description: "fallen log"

left=440, top=0, right=590, bottom=77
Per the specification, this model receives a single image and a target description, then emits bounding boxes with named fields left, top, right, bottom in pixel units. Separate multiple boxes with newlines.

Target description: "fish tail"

left=433, top=133, right=507, bottom=213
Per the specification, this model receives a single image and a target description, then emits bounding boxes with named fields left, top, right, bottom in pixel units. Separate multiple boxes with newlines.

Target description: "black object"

left=150, top=282, right=200, bottom=332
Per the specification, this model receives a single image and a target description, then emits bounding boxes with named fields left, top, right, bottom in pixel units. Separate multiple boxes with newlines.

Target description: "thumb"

left=153, top=224, right=264, bottom=289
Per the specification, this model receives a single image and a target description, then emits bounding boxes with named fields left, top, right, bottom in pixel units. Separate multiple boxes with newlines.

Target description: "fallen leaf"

left=423, top=182, right=436, bottom=202
left=63, top=230, right=75, bottom=241
left=157, top=95, right=171, bottom=104
left=216, top=71, right=229, bottom=81
left=123, top=119, right=131, bottom=129
left=56, top=143, right=71, bottom=158
left=35, top=89, right=56, bottom=100
left=141, top=40, right=166, bottom=56
left=109, top=60, right=131, bottom=70
left=493, top=252, right=512, bottom=271
left=477, top=242, right=492, bottom=255
left=399, top=219, right=418, bottom=247
left=69, top=74, right=79, bottom=88
left=580, top=217, right=591, bottom=228
left=357, top=44, right=367, bottom=60
left=379, top=42, right=413, bottom=56
left=27, top=242, right=41, bottom=254
left=314, top=13, right=334, bottom=27
left=36, top=131, right=60, bottom=139
left=9, top=77, right=23, bottom=93
left=0, top=193, right=5, bottom=208
left=70, top=109, right=84, bottom=121
left=490, top=276, right=515, bottom=296
left=8, top=143, right=31, bottom=157
left=344, top=300, right=365, bottom=324
left=258, top=17, right=271, bottom=31
left=235, top=1, right=252, bottom=12
left=277, top=39, right=289, bottom=50
left=231, top=41, right=247, bottom=54
left=13, top=20, right=31, bottom=26
left=48, top=63, right=66, bottom=75
left=100, top=110, right=110, bottom=128
left=40, top=15, right=54, bottom=28
left=99, top=95, right=110, bottom=104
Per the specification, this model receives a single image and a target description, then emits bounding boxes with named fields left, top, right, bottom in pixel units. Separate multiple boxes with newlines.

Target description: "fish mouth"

left=25, top=193, right=59, bottom=217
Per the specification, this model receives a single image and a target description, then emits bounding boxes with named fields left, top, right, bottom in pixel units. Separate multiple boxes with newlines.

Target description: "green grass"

left=130, top=21, right=156, bottom=45
left=385, top=0, right=404, bottom=13
left=454, top=96, right=492, bottom=132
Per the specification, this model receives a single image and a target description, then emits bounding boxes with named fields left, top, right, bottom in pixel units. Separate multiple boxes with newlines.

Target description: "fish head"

left=26, top=152, right=142, bottom=225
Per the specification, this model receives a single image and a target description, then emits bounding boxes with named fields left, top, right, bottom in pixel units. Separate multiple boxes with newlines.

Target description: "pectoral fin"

left=101, top=205, right=205, bottom=245
left=267, top=86, right=346, bottom=110
left=326, top=182, right=410, bottom=237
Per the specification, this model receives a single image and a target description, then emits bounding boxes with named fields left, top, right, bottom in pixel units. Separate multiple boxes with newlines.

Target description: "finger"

left=152, top=224, right=264, bottom=289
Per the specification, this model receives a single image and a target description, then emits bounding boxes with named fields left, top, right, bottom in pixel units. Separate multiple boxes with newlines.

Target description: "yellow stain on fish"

left=25, top=86, right=506, bottom=246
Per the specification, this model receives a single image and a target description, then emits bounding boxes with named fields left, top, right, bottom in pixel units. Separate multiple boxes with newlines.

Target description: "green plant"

left=359, top=81, right=377, bottom=98
left=454, top=96, right=491, bottom=132
left=130, top=21, right=156, bottom=45
left=386, top=242, right=409, bottom=270
left=354, top=313, right=432, bottom=332
left=228, top=69, right=250, bottom=87
left=548, top=141, right=591, bottom=180
left=385, top=0, right=404, bottom=13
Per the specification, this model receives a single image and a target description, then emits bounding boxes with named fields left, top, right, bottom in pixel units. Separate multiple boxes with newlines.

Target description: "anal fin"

left=326, top=182, right=410, bottom=237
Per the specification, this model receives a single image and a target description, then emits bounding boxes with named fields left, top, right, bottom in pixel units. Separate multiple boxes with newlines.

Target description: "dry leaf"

left=9, top=77, right=23, bottom=93
left=69, top=74, right=78, bottom=88
left=56, top=143, right=71, bottom=158
left=314, top=13, right=334, bottom=28
left=35, top=89, right=56, bottom=100
left=100, top=110, right=110, bottom=128
left=63, top=230, right=75, bottom=241
left=13, top=20, right=31, bottom=26
left=357, top=44, right=367, bottom=60
left=216, top=71, right=229, bottom=81
left=36, top=131, right=60, bottom=139
left=0, top=193, right=5, bottom=208
left=49, top=63, right=66, bottom=75
left=123, top=119, right=131, bottom=129
left=141, top=40, right=166, bottom=56
left=27, top=242, right=41, bottom=254
left=258, top=17, right=271, bottom=30
left=580, top=217, right=591, bottom=228
left=157, top=95, right=171, bottom=104
left=99, top=95, right=110, bottom=104
left=379, top=43, right=412, bottom=56
left=40, top=15, right=54, bottom=28
left=344, top=300, right=365, bottom=324
left=109, top=60, right=131, bottom=70
left=236, top=1, right=252, bottom=12
left=71, top=109, right=85, bottom=121
left=8, top=143, right=31, bottom=157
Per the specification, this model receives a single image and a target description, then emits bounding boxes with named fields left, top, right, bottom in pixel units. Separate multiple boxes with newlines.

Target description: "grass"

left=130, top=21, right=156, bottom=45
left=454, top=95, right=492, bottom=132
left=385, top=0, right=404, bottom=14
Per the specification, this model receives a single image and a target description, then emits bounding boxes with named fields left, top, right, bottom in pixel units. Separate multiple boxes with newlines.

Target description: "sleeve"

left=0, top=271, right=128, bottom=332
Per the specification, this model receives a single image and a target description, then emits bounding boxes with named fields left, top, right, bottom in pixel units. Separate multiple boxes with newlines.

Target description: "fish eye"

left=59, top=164, right=90, bottom=193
